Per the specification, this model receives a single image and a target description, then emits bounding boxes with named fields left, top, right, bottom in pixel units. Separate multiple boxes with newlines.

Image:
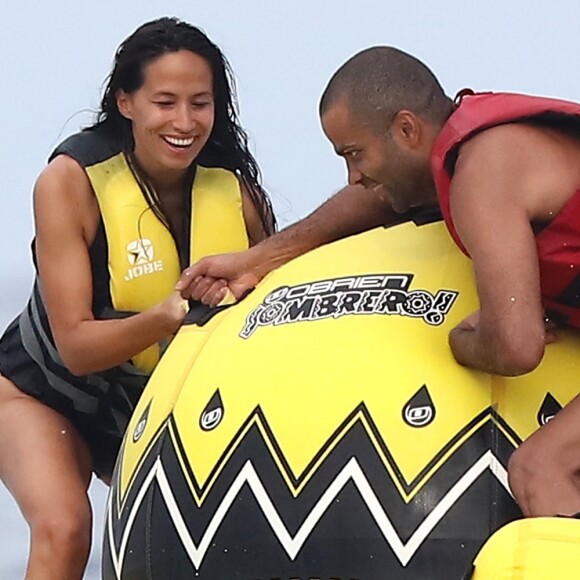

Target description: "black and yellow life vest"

left=54, top=129, right=249, bottom=373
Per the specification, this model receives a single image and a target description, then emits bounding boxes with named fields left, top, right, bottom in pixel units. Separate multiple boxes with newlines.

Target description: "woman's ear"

left=116, top=90, right=133, bottom=120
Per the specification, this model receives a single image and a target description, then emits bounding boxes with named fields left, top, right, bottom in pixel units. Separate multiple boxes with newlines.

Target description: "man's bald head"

left=320, top=46, right=453, bottom=133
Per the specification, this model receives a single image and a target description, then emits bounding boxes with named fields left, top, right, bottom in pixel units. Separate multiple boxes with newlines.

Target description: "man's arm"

left=447, top=125, right=549, bottom=376
left=177, top=184, right=404, bottom=305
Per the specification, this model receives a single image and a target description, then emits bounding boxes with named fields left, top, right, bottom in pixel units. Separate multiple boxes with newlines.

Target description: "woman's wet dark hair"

left=91, top=17, right=275, bottom=234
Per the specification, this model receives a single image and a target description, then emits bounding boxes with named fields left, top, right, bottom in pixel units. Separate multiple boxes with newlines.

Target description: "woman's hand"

left=154, top=290, right=189, bottom=334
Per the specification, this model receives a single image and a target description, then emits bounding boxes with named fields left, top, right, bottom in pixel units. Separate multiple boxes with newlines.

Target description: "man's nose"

left=347, top=168, right=364, bottom=186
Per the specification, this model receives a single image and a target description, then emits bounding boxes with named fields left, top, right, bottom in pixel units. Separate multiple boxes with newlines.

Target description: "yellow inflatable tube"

left=103, top=221, right=580, bottom=580
left=472, top=517, right=580, bottom=579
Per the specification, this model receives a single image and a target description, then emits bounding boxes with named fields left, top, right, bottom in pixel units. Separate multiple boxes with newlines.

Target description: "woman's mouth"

left=162, top=136, right=196, bottom=149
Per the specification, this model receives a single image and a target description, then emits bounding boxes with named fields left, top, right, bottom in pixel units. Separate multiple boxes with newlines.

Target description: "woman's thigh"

left=0, top=374, right=93, bottom=524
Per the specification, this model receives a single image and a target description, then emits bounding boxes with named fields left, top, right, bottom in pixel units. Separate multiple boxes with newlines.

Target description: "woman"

left=0, top=17, right=275, bottom=579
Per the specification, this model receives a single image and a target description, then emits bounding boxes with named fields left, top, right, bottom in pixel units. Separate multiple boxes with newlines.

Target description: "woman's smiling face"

left=116, top=49, right=215, bottom=183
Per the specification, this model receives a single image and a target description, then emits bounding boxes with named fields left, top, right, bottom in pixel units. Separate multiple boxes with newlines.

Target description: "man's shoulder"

left=459, top=123, right=537, bottom=158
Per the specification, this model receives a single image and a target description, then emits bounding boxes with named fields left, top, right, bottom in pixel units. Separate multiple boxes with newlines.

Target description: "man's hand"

left=176, top=248, right=264, bottom=306
left=454, top=310, right=480, bottom=332
left=448, top=309, right=556, bottom=375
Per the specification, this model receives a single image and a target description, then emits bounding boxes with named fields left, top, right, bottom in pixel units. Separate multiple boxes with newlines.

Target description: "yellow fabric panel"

left=87, top=153, right=181, bottom=312
left=190, top=166, right=249, bottom=263
left=472, top=518, right=580, bottom=579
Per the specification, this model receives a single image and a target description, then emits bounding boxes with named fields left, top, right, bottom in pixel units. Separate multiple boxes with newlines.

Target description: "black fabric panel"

left=49, top=127, right=122, bottom=167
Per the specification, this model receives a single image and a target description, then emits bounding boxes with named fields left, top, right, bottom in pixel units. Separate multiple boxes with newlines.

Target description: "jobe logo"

left=125, top=239, right=164, bottom=281
left=240, top=274, right=458, bottom=338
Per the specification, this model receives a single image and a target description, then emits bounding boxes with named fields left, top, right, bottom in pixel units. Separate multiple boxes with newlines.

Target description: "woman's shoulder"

left=49, top=127, right=123, bottom=169
left=34, top=153, right=100, bottom=243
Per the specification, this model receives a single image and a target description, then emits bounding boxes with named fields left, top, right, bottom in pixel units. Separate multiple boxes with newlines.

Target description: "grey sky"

left=1, top=1, right=580, bottom=577
left=3, top=0, right=580, bottom=330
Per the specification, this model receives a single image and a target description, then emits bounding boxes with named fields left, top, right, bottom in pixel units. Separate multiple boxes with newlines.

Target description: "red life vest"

left=431, top=91, right=580, bottom=327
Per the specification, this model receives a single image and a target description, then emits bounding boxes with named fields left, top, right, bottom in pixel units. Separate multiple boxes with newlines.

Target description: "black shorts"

left=0, top=316, right=142, bottom=479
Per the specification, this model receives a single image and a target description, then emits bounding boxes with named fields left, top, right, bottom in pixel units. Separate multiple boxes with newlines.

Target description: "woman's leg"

left=0, top=375, right=94, bottom=580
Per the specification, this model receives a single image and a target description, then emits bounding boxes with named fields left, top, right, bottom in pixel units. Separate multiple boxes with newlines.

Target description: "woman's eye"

left=155, top=101, right=174, bottom=108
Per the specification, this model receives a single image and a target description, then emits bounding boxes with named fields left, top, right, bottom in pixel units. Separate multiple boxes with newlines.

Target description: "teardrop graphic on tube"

left=200, top=390, right=224, bottom=431
left=537, top=392, right=562, bottom=426
left=132, top=400, right=152, bottom=443
left=402, top=385, right=436, bottom=428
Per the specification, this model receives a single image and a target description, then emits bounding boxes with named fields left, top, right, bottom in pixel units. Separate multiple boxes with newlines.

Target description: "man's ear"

left=390, top=110, right=422, bottom=149
left=116, top=90, right=133, bottom=120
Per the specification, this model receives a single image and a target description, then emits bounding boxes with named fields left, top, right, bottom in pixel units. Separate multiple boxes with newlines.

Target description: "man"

left=177, top=47, right=580, bottom=517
